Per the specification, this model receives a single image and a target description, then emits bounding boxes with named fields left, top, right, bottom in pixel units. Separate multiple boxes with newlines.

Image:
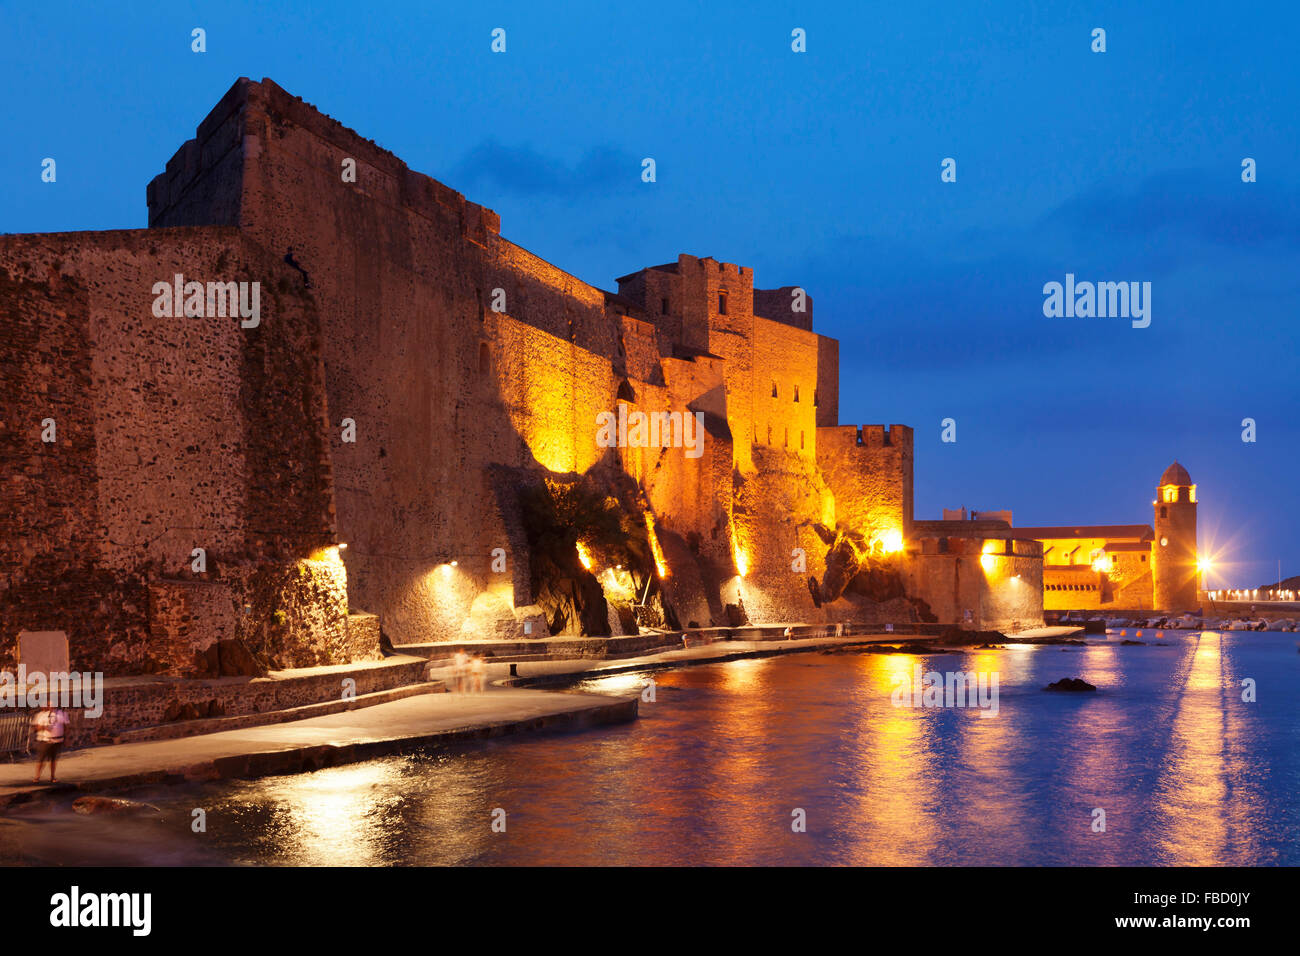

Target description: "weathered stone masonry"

left=1, top=77, right=1043, bottom=678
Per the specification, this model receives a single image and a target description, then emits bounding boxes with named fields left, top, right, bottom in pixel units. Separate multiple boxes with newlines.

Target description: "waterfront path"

left=0, top=687, right=635, bottom=808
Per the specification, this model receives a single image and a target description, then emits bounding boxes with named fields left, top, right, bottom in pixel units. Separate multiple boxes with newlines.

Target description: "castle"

left=0, top=78, right=1046, bottom=678
left=931, top=462, right=1202, bottom=612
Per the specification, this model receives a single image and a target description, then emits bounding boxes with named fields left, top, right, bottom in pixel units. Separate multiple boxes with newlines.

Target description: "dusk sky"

left=4, top=0, right=1296, bottom=587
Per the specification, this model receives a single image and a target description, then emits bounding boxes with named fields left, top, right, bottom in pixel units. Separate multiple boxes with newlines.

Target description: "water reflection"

left=1, top=632, right=1295, bottom=866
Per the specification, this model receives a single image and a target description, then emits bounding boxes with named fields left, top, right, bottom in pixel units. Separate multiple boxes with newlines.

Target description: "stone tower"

left=1151, top=461, right=1198, bottom=611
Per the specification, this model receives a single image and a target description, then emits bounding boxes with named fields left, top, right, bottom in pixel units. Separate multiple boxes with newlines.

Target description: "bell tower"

left=1152, top=461, right=1198, bottom=610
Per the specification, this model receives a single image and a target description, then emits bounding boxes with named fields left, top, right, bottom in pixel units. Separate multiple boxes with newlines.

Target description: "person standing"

left=31, top=703, right=69, bottom=784
left=453, top=648, right=469, bottom=694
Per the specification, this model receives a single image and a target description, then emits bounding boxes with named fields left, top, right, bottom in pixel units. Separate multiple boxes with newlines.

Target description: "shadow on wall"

left=513, top=465, right=679, bottom=636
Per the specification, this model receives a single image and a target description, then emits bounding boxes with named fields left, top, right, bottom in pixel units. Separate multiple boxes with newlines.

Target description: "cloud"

left=448, top=140, right=637, bottom=199
left=787, top=167, right=1300, bottom=374
left=1040, top=169, right=1300, bottom=250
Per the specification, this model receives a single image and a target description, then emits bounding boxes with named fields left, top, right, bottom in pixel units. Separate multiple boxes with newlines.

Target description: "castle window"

left=661, top=297, right=669, bottom=315
left=771, top=381, right=778, bottom=398
left=1160, top=506, right=1167, bottom=519
left=813, top=389, right=819, bottom=407
left=718, top=291, right=728, bottom=315
left=800, top=431, right=805, bottom=450
left=767, top=425, right=772, bottom=445
left=478, top=342, right=490, bottom=374
left=1142, top=555, right=1147, bottom=562
left=783, top=427, right=789, bottom=448
left=794, top=385, right=800, bottom=403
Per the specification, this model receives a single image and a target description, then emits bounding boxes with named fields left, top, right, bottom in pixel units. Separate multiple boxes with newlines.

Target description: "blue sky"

left=2, top=0, right=1297, bottom=587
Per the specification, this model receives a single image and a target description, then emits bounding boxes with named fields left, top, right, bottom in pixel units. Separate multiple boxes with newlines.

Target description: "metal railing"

left=0, top=711, right=32, bottom=760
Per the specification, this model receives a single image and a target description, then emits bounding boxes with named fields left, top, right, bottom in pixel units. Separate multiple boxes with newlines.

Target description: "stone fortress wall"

left=1, top=77, right=1044, bottom=677
left=0, top=227, right=367, bottom=675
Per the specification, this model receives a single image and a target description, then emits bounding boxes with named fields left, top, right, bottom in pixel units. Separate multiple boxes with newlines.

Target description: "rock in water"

left=1045, top=677, right=1097, bottom=692
left=72, top=796, right=163, bottom=817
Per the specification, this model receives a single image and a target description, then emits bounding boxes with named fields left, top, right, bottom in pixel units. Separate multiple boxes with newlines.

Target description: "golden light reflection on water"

left=841, top=653, right=938, bottom=865
left=578, top=673, right=648, bottom=696
left=50, top=634, right=1291, bottom=867
left=1148, top=631, right=1267, bottom=865
left=247, top=761, right=405, bottom=866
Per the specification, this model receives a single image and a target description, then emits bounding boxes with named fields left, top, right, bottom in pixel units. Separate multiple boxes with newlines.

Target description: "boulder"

left=939, top=626, right=1007, bottom=645
left=1045, top=677, right=1097, bottom=692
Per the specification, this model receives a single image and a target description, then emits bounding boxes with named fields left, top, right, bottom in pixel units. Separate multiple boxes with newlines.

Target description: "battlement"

left=682, top=255, right=752, bottom=280
left=861, top=424, right=912, bottom=450
left=818, top=424, right=913, bottom=453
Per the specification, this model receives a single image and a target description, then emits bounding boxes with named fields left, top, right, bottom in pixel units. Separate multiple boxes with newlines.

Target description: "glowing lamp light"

left=734, top=545, right=749, bottom=578
left=1197, top=557, right=1213, bottom=575
left=645, top=513, right=669, bottom=578
left=576, top=541, right=594, bottom=570
left=880, top=530, right=904, bottom=554
left=338, top=542, right=348, bottom=551
left=1091, top=556, right=1112, bottom=574
left=980, top=553, right=996, bottom=573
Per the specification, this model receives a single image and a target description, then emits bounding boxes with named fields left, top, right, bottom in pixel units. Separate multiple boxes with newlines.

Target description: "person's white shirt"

left=33, top=709, right=69, bottom=743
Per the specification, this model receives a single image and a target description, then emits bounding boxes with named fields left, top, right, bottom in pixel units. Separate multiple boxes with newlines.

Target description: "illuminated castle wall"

left=1, top=77, right=1017, bottom=675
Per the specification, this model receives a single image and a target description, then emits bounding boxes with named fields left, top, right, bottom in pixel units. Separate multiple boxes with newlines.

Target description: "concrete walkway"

left=0, top=687, right=635, bottom=808
left=486, top=627, right=1084, bottom=684
left=491, top=635, right=884, bottom=683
